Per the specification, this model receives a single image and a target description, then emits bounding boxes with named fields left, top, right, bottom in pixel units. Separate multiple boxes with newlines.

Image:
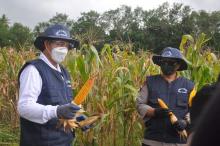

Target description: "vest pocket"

left=175, top=95, right=188, bottom=119
left=46, top=88, right=61, bottom=105
left=176, top=96, right=188, bottom=108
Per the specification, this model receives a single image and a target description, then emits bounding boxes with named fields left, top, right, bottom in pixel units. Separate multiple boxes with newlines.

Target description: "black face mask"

left=160, top=64, right=176, bottom=75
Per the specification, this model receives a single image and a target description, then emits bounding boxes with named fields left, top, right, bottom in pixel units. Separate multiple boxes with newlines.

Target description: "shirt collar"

left=39, top=52, right=61, bottom=72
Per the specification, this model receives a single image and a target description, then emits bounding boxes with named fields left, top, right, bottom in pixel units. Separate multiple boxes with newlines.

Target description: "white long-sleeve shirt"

left=17, top=53, right=62, bottom=124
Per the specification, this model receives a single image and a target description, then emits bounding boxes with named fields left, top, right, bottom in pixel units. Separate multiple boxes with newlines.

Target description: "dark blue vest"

left=18, top=59, right=74, bottom=146
left=144, top=75, right=194, bottom=144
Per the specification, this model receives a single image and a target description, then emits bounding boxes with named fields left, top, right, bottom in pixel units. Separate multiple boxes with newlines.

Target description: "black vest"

left=144, top=75, right=194, bottom=144
left=18, top=59, right=74, bottom=146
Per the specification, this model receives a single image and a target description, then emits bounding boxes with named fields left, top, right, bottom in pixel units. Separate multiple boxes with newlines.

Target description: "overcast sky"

left=1, top=0, right=220, bottom=29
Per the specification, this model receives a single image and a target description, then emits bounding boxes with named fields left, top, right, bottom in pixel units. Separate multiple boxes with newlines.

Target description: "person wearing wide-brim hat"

left=17, top=24, right=90, bottom=146
left=136, top=47, right=196, bottom=146
left=34, top=24, right=79, bottom=52
left=152, top=47, right=188, bottom=72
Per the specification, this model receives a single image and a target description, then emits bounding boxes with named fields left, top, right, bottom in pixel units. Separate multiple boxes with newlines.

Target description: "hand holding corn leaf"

left=157, top=98, right=188, bottom=140
left=59, top=75, right=100, bottom=131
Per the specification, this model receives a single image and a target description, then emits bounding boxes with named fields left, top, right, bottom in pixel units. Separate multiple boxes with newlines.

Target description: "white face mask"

left=51, top=47, right=68, bottom=63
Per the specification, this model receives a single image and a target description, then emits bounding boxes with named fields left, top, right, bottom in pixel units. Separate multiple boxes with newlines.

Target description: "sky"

left=1, top=0, right=220, bottom=29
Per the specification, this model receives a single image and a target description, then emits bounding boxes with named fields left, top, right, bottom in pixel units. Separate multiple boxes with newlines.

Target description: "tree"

left=1, top=3, right=220, bottom=53
left=34, top=13, right=74, bottom=35
left=9, top=23, right=33, bottom=50
left=0, top=14, right=10, bottom=48
left=72, top=11, right=106, bottom=47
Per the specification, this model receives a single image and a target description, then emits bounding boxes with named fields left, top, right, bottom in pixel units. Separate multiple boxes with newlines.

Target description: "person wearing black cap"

left=17, top=24, right=86, bottom=146
left=136, top=47, right=196, bottom=146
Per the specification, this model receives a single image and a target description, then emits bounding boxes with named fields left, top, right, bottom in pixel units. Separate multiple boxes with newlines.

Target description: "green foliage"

left=0, top=123, right=19, bottom=145
left=72, top=11, right=106, bottom=46
left=0, top=33, right=219, bottom=145
left=0, top=14, right=10, bottom=47
left=0, top=15, right=33, bottom=50
left=66, top=44, right=148, bottom=146
left=1, top=2, right=220, bottom=145
left=34, top=13, right=74, bottom=35
left=9, top=23, right=33, bottom=49
left=2, top=3, right=220, bottom=52
left=180, top=33, right=220, bottom=89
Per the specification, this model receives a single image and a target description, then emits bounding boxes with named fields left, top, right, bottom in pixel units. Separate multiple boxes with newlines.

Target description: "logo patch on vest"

left=178, top=88, right=188, bottom=93
left=66, top=80, right=71, bottom=87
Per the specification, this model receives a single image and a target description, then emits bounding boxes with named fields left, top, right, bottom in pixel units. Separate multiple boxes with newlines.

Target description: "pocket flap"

left=177, top=98, right=188, bottom=107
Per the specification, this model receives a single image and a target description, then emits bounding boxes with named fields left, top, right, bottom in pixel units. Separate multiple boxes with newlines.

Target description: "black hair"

left=190, top=83, right=217, bottom=132
left=190, top=83, right=220, bottom=146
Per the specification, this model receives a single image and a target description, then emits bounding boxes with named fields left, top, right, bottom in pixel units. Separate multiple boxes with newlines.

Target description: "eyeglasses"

left=50, top=40, right=69, bottom=47
left=160, top=59, right=179, bottom=66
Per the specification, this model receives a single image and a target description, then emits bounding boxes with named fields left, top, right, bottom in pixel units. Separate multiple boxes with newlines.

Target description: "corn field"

left=0, top=33, right=219, bottom=146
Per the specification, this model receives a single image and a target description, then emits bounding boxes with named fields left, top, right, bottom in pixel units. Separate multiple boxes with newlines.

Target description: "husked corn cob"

left=72, top=76, right=95, bottom=105
left=59, top=75, right=97, bottom=132
left=157, top=98, right=188, bottom=139
left=189, top=87, right=196, bottom=107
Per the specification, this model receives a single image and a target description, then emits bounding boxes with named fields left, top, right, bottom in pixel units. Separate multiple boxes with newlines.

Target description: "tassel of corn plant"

left=72, top=75, right=96, bottom=105
left=157, top=98, right=188, bottom=140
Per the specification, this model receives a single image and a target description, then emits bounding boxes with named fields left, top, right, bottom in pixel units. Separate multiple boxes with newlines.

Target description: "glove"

left=76, top=114, right=87, bottom=121
left=154, top=108, right=170, bottom=118
left=57, top=103, right=80, bottom=119
left=76, top=115, right=92, bottom=132
left=173, top=120, right=187, bottom=131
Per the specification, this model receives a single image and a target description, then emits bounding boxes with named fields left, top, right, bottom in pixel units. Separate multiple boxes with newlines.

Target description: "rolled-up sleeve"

left=136, top=83, right=152, bottom=121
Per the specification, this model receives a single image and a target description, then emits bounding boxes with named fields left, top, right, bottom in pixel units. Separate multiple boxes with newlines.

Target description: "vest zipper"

left=164, top=83, right=171, bottom=140
left=63, top=79, right=69, bottom=103
left=60, top=73, right=69, bottom=103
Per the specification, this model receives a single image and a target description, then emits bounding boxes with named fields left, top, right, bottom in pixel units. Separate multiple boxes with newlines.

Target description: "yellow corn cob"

left=59, top=75, right=96, bottom=132
left=189, top=87, right=196, bottom=107
left=157, top=98, right=188, bottom=139
left=157, top=98, right=169, bottom=109
left=72, top=76, right=95, bottom=105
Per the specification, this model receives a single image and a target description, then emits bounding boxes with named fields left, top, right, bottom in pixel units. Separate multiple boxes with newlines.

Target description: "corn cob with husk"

left=58, top=114, right=101, bottom=131
left=59, top=75, right=100, bottom=131
left=157, top=98, right=188, bottom=140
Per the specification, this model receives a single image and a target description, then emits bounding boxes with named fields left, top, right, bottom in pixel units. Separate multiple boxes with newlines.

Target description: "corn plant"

left=0, top=47, right=36, bottom=145
left=180, top=33, right=220, bottom=90
left=0, top=33, right=219, bottom=146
